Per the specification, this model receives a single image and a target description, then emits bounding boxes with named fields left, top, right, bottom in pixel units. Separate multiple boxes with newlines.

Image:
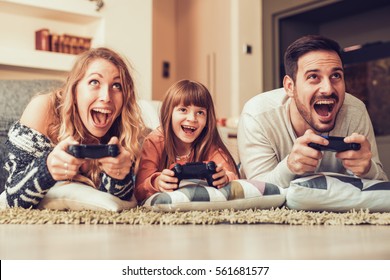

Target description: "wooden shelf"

left=0, top=0, right=101, bottom=23
left=0, top=48, right=76, bottom=72
left=0, top=0, right=102, bottom=73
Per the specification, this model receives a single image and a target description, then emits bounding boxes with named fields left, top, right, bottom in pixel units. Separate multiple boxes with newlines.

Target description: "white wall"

left=101, top=0, right=153, bottom=100
left=232, top=0, right=262, bottom=116
left=0, top=0, right=154, bottom=100
left=152, top=0, right=177, bottom=100
left=0, top=0, right=262, bottom=116
left=174, top=0, right=262, bottom=119
left=175, top=0, right=232, bottom=118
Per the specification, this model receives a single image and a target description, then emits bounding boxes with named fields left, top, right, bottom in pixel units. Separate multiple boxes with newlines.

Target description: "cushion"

left=143, top=179, right=286, bottom=212
left=0, top=190, right=6, bottom=210
left=0, top=182, right=137, bottom=211
left=137, top=99, right=161, bottom=130
left=286, top=172, right=390, bottom=212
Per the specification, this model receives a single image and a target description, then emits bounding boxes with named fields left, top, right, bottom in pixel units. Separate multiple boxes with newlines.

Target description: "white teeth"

left=315, top=100, right=334, bottom=105
left=182, top=125, right=196, bottom=131
left=92, top=108, right=112, bottom=114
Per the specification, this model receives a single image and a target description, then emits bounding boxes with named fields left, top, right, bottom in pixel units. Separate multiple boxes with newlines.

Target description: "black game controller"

left=171, top=161, right=217, bottom=187
left=308, top=136, right=361, bottom=152
left=67, top=144, right=119, bottom=159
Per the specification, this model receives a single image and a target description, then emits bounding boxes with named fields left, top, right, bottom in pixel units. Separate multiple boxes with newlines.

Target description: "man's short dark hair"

left=284, top=35, right=342, bottom=81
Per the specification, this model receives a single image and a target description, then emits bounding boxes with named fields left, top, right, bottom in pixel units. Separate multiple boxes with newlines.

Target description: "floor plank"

left=1, top=224, right=390, bottom=259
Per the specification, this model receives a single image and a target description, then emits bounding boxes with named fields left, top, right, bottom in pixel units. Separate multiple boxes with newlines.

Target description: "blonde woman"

left=4, top=47, right=145, bottom=208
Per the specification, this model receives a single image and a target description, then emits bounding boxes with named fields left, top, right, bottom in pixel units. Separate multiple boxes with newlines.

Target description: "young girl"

left=4, top=47, right=145, bottom=208
left=135, top=79, right=239, bottom=203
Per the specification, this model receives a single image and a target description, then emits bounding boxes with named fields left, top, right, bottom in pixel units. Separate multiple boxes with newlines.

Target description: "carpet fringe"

left=1, top=207, right=390, bottom=225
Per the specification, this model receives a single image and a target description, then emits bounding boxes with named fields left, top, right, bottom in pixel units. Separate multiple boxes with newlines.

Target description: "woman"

left=4, top=47, right=145, bottom=208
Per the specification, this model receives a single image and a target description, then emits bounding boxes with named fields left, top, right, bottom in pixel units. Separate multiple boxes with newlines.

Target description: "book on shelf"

left=49, top=33, right=59, bottom=52
left=35, top=29, right=50, bottom=51
left=62, top=34, right=71, bottom=54
left=35, top=29, right=92, bottom=54
left=64, top=34, right=92, bottom=55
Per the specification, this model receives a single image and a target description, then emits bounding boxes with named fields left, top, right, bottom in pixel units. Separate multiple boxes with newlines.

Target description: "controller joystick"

left=67, top=144, right=119, bottom=159
left=171, top=161, right=217, bottom=187
left=308, top=136, right=361, bottom=152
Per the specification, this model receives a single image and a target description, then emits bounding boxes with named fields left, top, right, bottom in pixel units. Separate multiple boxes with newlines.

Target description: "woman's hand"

left=212, top=164, right=229, bottom=188
left=98, top=137, right=133, bottom=180
left=47, top=136, right=85, bottom=181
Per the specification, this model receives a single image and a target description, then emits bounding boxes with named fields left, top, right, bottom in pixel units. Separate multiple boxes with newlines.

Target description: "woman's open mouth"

left=91, top=108, right=113, bottom=127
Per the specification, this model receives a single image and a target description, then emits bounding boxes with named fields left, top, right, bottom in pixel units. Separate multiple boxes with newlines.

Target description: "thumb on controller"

left=58, top=135, right=79, bottom=151
left=107, top=136, right=119, bottom=145
left=107, top=136, right=122, bottom=154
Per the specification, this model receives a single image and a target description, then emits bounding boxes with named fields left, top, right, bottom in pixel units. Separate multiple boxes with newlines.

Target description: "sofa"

left=0, top=79, right=161, bottom=194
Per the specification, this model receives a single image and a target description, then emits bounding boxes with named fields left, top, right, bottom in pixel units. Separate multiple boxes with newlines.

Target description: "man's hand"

left=336, top=133, right=372, bottom=177
left=287, top=129, right=327, bottom=175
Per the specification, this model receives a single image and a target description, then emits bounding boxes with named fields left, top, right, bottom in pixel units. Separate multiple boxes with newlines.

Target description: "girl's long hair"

left=46, top=47, right=145, bottom=187
left=159, top=79, right=239, bottom=175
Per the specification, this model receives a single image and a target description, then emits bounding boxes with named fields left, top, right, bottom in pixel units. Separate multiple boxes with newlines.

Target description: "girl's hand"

left=155, top=169, right=178, bottom=192
left=47, top=136, right=85, bottom=181
left=98, top=137, right=132, bottom=180
left=212, top=164, right=229, bottom=189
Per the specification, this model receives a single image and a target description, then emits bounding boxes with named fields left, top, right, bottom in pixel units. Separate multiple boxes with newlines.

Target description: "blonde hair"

left=159, top=79, right=239, bottom=175
left=47, top=47, right=145, bottom=187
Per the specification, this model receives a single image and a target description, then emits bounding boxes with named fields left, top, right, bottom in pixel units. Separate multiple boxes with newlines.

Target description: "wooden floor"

left=1, top=224, right=390, bottom=259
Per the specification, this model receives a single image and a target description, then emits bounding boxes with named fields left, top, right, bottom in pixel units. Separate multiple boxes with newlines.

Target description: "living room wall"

left=1, top=0, right=262, bottom=119
left=166, top=0, right=262, bottom=119
left=0, top=0, right=154, bottom=100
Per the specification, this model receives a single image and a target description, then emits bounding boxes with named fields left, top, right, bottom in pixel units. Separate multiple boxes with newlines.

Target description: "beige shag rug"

left=1, top=207, right=390, bottom=225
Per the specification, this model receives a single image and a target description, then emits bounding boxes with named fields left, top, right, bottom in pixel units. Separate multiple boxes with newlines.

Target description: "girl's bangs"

left=174, top=86, right=209, bottom=109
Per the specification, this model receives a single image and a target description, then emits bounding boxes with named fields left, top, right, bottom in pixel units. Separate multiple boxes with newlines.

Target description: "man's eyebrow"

left=333, top=67, right=344, bottom=72
left=304, top=67, right=344, bottom=75
left=304, top=69, right=319, bottom=75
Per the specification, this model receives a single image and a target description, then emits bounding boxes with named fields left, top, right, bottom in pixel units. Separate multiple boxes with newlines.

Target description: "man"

left=237, top=35, right=388, bottom=187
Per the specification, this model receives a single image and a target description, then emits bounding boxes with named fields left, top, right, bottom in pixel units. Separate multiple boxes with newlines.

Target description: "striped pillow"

left=286, top=172, right=390, bottom=212
left=143, top=179, right=286, bottom=212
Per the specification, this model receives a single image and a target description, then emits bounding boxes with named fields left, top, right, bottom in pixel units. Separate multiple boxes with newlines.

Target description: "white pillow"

left=0, top=182, right=137, bottom=211
left=138, top=99, right=161, bottom=130
left=0, top=190, right=6, bottom=210
left=143, top=179, right=286, bottom=212
left=37, top=182, right=137, bottom=211
left=286, top=172, right=390, bottom=212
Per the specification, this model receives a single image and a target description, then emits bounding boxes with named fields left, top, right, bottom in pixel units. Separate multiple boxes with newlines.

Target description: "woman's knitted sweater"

left=4, top=122, right=135, bottom=208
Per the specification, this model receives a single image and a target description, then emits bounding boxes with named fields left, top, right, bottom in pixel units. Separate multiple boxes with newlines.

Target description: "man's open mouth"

left=314, top=100, right=335, bottom=117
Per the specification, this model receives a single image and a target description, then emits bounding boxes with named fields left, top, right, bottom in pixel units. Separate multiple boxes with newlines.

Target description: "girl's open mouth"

left=181, top=125, right=197, bottom=134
